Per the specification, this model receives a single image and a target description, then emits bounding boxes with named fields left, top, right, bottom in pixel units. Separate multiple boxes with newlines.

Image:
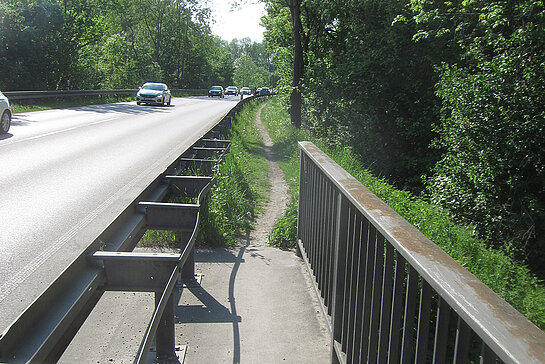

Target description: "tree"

left=412, top=0, right=545, bottom=271
left=233, top=54, right=269, bottom=88
left=287, top=0, right=303, bottom=128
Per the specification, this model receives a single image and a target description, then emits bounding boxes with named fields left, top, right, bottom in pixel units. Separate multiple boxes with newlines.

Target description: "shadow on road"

left=0, top=132, right=13, bottom=141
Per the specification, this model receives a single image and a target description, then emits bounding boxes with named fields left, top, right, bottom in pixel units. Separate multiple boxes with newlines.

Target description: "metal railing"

left=3, top=89, right=207, bottom=100
left=297, top=141, right=545, bottom=364
left=0, top=96, right=256, bottom=363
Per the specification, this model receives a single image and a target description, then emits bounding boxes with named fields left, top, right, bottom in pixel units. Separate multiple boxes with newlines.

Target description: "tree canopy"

left=262, top=0, right=545, bottom=274
left=0, top=0, right=273, bottom=90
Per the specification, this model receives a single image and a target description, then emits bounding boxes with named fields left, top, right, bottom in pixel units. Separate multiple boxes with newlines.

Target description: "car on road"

left=259, top=87, right=271, bottom=96
left=136, top=82, right=171, bottom=106
left=208, top=85, right=224, bottom=98
left=225, top=86, right=238, bottom=96
left=0, top=91, right=11, bottom=134
left=240, top=87, right=251, bottom=95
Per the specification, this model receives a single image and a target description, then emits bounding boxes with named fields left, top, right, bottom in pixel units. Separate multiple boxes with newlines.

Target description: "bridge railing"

left=297, top=141, right=545, bottom=364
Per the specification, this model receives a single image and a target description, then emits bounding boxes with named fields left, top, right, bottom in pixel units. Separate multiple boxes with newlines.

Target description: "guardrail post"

left=330, top=192, right=349, bottom=364
left=154, top=292, right=177, bottom=363
left=178, top=231, right=195, bottom=280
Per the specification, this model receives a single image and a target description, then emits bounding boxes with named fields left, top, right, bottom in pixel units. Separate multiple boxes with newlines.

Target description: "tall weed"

left=197, top=100, right=269, bottom=246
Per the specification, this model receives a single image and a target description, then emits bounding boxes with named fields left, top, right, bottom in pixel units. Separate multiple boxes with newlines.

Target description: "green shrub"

left=268, top=198, right=298, bottom=249
left=197, top=100, right=269, bottom=246
left=261, top=98, right=545, bottom=330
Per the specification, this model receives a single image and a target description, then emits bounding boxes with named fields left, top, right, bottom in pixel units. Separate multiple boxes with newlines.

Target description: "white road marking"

left=0, top=117, right=118, bottom=147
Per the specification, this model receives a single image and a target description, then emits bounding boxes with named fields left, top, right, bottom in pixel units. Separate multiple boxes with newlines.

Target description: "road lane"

left=0, top=96, right=239, bottom=331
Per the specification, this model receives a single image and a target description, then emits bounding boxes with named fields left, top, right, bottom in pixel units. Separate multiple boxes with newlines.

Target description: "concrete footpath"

left=59, top=243, right=331, bottom=364
left=179, top=241, right=330, bottom=363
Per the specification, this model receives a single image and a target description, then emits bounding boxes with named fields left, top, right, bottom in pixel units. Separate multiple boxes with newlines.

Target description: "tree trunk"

left=289, top=0, right=303, bottom=128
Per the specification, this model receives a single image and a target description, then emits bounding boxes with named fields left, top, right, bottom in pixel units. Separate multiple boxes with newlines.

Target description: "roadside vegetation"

left=263, top=0, right=545, bottom=281
left=1, top=1, right=272, bottom=93
left=197, top=100, right=269, bottom=246
left=139, top=99, right=269, bottom=248
left=261, top=97, right=545, bottom=330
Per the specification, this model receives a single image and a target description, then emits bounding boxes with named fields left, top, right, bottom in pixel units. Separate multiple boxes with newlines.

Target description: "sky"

left=207, top=0, right=266, bottom=43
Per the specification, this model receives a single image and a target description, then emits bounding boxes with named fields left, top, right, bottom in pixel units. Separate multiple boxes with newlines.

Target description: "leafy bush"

left=268, top=198, right=298, bottom=249
left=262, top=98, right=545, bottom=330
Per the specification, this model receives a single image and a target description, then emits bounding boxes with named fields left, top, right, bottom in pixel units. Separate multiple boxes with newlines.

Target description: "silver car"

left=136, top=82, right=172, bottom=106
left=0, top=91, right=11, bottom=134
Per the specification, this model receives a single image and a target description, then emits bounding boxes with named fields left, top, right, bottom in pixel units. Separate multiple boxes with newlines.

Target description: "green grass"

left=261, top=97, right=545, bottom=330
left=197, top=100, right=269, bottom=246
left=138, top=99, right=270, bottom=248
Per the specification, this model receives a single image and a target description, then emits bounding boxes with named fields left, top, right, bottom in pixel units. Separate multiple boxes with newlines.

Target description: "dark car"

left=259, top=87, right=271, bottom=96
left=208, top=85, right=224, bottom=98
left=136, top=82, right=171, bottom=105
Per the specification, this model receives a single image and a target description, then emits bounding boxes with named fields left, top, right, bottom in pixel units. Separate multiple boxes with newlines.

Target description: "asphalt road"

left=0, top=96, right=240, bottom=333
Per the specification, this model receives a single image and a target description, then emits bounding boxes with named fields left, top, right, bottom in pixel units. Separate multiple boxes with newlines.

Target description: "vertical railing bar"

left=317, top=170, right=327, bottom=295
left=330, top=193, right=350, bottom=364
left=305, top=156, right=314, bottom=256
left=345, top=211, right=362, bottom=360
left=297, top=152, right=306, bottom=253
left=367, top=234, right=385, bottom=363
left=326, top=186, right=338, bottom=315
left=309, top=164, right=318, bottom=270
left=322, top=183, right=331, bottom=307
left=321, top=183, right=333, bottom=303
left=415, top=280, right=433, bottom=364
left=432, top=297, right=450, bottom=364
left=300, top=153, right=310, bottom=254
left=400, top=266, right=418, bottom=364
left=341, top=206, right=355, bottom=352
left=454, top=317, right=472, bottom=364
left=377, top=243, right=395, bottom=364
left=388, top=252, right=406, bottom=364
left=359, top=221, right=376, bottom=362
left=349, top=216, right=366, bottom=363
left=480, top=342, right=497, bottom=364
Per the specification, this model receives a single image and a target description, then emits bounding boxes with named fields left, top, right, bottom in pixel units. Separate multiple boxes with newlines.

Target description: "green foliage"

left=261, top=98, right=545, bottom=330
left=0, top=0, right=274, bottom=91
left=410, top=0, right=545, bottom=270
left=233, top=54, right=269, bottom=88
left=268, top=198, right=298, bottom=249
left=262, top=0, right=446, bottom=190
left=198, top=100, right=269, bottom=246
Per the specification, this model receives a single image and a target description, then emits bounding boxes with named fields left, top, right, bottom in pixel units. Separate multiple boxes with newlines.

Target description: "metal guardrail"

left=3, top=89, right=207, bottom=100
left=297, top=141, right=545, bottom=364
left=0, top=96, right=256, bottom=363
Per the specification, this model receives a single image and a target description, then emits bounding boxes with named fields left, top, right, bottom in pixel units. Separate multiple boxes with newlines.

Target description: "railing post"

left=178, top=231, right=195, bottom=280
left=296, top=150, right=306, bottom=258
left=154, top=292, right=177, bottom=363
left=330, top=192, right=349, bottom=364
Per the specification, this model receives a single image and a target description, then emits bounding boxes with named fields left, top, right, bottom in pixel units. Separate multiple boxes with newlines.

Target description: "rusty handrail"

left=297, top=141, right=545, bottom=364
